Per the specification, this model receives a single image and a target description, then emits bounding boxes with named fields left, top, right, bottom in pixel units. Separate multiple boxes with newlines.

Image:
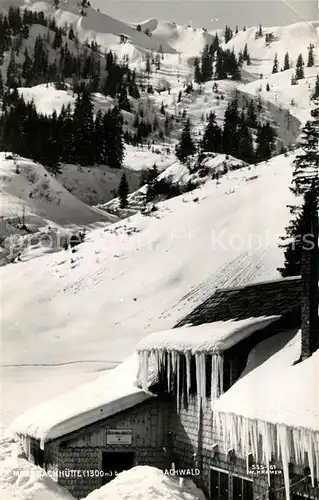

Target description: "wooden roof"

left=175, top=276, right=302, bottom=328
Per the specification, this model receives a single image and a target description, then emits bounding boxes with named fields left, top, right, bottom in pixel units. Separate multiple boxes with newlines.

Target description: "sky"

left=90, top=0, right=318, bottom=30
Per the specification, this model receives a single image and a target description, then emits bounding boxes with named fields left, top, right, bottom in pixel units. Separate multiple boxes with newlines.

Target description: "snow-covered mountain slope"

left=238, top=65, right=318, bottom=124
left=0, top=153, right=115, bottom=263
left=102, top=153, right=247, bottom=216
left=1, top=152, right=297, bottom=422
left=0, top=154, right=113, bottom=227
left=224, top=21, right=319, bottom=76
left=2, top=0, right=175, bottom=54
left=137, top=18, right=214, bottom=57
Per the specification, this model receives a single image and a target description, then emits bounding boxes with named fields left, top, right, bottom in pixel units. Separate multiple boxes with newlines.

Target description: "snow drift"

left=0, top=428, right=75, bottom=500
left=84, top=466, right=206, bottom=500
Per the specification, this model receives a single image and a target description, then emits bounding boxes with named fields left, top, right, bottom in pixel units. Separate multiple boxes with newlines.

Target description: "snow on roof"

left=85, top=466, right=206, bottom=500
left=213, top=329, right=319, bottom=430
left=10, top=354, right=152, bottom=444
left=212, top=330, right=319, bottom=500
left=137, top=316, right=280, bottom=354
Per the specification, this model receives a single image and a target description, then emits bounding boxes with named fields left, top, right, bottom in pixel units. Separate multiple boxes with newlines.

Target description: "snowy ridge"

left=213, top=331, right=319, bottom=500
left=2, top=0, right=175, bottom=54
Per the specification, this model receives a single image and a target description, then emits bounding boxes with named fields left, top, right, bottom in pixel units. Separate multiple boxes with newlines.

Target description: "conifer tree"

left=255, top=122, right=276, bottom=161
left=201, top=44, right=213, bottom=82
left=223, top=97, right=239, bottom=155
left=278, top=190, right=318, bottom=277
left=22, top=48, right=33, bottom=85
left=6, top=51, right=17, bottom=88
left=215, top=49, right=227, bottom=79
left=145, top=52, right=151, bottom=75
left=72, top=89, right=94, bottom=165
left=194, top=57, right=202, bottom=83
left=247, top=99, right=257, bottom=128
left=118, top=172, right=129, bottom=208
left=283, top=51, right=290, bottom=70
left=118, top=85, right=131, bottom=112
left=291, top=105, right=319, bottom=198
left=211, top=34, right=219, bottom=53
left=272, top=52, right=279, bottom=74
left=224, top=25, right=233, bottom=43
left=312, top=74, right=319, bottom=100
left=201, top=112, right=222, bottom=153
left=175, top=118, right=196, bottom=163
left=237, top=121, right=254, bottom=163
left=0, top=72, right=4, bottom=99
left=307, top=43, right=315, bottom=67
left=243, top=43, right=249, bottom=61
left=278, top=105, right=319, bottom=278
left=107, top=106, right=124, bottom=168
left=295, top=53, right=305, bottom=80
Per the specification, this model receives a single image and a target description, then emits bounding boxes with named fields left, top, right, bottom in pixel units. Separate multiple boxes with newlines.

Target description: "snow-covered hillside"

left=238, top=65, right=319, bottom=124
left=1, top=152, right=298, bottom=422
left=0, top=153, right=115, bottom=263
left=224, top=20, right=319, bottom=76
left=1, top=0, right=175, bottom=54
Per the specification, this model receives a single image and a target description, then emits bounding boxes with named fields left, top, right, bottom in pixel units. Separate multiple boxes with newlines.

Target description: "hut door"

left=210, top=468, right=229, bottom=499
left=102, top=451, right=135, bottom=484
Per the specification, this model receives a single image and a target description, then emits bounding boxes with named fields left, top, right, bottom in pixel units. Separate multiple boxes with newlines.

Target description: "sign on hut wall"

left=106, top=429, right=132, bottom=445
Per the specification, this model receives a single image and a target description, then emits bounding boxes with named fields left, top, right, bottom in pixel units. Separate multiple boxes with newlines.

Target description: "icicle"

left=211, top=354, right=218, bottom=402
left=171, top=350, right=177, bottom=376
left=305, top=428, right=315, bottom=487
left=154, top=349, right=160, bottom=374
left=258, top=420, right=272, bottom=485
left=141, top=351, right=149, bottom=390
left=213, top=410, right=319, bottom=500
left=218, top=354, right=224, bottom=395
left=211, top=353, right=223, bottom=402
left=195, top=353, right=202, bottom=423
left=167, top=351, right=171, bottom=391
left=185, top=351, right=191, bottom=402
left=177, top=353, right=181, bottom=413
left=198, top=353, right=206, bottom=411
left=278, top=424, right=290, bottom=500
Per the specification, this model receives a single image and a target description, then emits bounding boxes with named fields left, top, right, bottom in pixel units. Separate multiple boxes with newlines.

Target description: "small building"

left=119, top=33, right=130, bottom=44
left=12, top=219, right=318, bottom=500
